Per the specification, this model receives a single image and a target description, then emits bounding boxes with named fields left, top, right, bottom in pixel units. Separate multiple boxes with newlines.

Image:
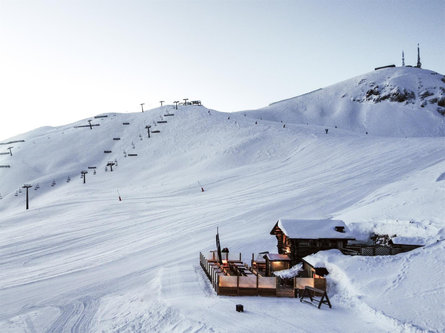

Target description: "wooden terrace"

left=199, top=251, right=327, bottom=298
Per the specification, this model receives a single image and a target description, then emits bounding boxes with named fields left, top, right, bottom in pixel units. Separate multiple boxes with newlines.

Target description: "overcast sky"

left=1, top=0, right=444, bottom=141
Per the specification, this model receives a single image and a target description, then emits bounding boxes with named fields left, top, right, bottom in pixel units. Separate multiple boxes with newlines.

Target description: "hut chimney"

left=335, top=226, right=345, bottom=233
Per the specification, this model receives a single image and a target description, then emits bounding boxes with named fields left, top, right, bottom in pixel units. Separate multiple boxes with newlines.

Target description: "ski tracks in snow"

left=157, top=265, right=217, bottom=332
left=47, top=296, right=99, bottom=333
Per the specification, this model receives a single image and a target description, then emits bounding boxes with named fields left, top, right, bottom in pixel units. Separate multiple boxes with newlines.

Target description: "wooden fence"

left=344, top=245, right=420, bottom=256
left=199, top=252, right=325, bottom=297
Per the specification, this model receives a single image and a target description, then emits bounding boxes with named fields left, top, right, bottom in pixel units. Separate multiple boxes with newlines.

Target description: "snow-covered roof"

left=391, top=236, right=425, bottom=246
left=265, top=253, right=291, bottom=261
left=272, top=219, right=355, bottom=240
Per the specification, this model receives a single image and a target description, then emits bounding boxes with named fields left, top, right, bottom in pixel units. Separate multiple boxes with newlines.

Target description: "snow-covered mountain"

left=0, top=72, right=444, bottom=332
left=241, top=67, right=445, bottom=137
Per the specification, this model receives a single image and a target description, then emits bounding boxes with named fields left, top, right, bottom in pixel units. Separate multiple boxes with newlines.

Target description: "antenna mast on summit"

left=416, top=43, right=422, bottom=68
left=402, top=50, right=405, bottom=67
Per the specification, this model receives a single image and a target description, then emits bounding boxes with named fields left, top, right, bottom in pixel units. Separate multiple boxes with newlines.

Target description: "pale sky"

left=1, top=0, right=444, bottom=141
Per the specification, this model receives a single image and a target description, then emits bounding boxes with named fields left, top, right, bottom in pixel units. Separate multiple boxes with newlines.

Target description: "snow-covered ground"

left=1, top=68, right=445, bottom=332
left=242, top=67, right=445, bottom=137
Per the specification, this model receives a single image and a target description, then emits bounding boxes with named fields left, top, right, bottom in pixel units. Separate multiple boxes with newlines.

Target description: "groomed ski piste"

left=1, top=67, right=444, bottom=332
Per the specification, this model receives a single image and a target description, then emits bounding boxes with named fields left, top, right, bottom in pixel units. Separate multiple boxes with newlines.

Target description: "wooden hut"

left=270, top=219, right=355, bottom=264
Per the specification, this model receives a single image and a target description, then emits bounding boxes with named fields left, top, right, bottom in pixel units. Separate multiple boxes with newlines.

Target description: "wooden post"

left=239, top=253, right=242, bottom=261
left=256, top=273, right=259, bottom=296
left=214, top=270, right=217, bottom=292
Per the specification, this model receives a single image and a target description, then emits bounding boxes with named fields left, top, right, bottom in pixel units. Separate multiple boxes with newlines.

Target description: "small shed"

left=270, top=219, right=355, bottom=264
left=264, top=253, right=291, bottom=276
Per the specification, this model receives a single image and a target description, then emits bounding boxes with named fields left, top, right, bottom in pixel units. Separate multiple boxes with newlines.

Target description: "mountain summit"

left=243, top=67, right=445, bottom=137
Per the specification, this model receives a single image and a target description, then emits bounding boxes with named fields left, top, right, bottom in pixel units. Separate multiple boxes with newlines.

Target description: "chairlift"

left=74, top=120, right=100, bottom=129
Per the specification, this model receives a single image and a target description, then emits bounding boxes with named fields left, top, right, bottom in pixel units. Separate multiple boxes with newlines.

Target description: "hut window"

left=299, top=241, right=309, bottom=247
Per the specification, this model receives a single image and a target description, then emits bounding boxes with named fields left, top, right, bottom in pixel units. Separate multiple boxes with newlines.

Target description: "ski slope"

left=0, top=99, right=444, bottom=331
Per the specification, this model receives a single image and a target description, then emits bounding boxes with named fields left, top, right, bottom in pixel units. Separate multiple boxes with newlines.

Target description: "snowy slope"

left=0, top=103, right=444, bottom=332
left=240, top=67, right=445, bottom=137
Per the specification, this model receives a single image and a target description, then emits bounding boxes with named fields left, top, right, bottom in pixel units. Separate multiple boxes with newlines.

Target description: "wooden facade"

left=270, top=219, right=355, bottom=265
